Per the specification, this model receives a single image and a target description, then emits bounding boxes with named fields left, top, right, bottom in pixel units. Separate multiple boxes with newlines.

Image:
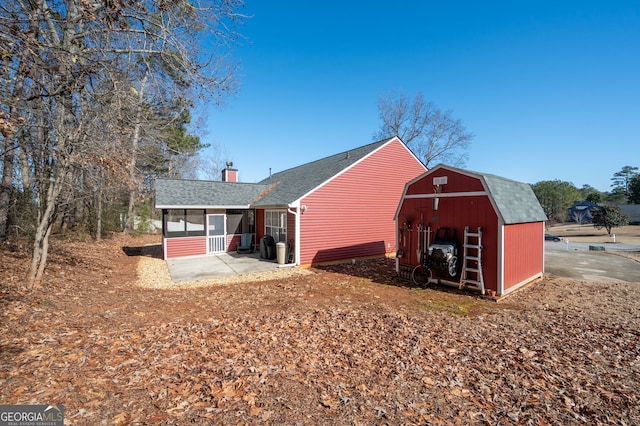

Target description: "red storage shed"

left=395, top=165, right=547, bottom=297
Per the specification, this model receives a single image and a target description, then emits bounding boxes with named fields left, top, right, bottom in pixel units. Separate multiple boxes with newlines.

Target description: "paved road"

left=545, top=241, right=640, bottom=282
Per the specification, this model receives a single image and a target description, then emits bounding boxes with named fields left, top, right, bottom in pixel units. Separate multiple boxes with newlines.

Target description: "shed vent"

left=433, top=176, right=448, bottom=185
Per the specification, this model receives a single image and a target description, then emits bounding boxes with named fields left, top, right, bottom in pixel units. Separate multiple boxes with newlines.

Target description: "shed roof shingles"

left=481, top=173, right=548, bottom=224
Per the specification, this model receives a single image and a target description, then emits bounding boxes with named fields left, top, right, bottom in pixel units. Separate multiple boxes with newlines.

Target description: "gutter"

left=287, top=205, right=301, bottom=266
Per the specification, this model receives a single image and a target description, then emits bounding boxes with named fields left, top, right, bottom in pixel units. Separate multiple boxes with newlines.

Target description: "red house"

left=155, top=137, right=427, bottom=266
left=395, top=165, right=547, bottom=297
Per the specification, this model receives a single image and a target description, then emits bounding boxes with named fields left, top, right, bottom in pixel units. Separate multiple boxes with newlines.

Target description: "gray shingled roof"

left=253, top=138, right=394, bottom=207
left=434, top=165, right=548, bottom=224
left=482, top=174, right=547, bottom=224
left=155, top=178, right=272, bottom=208
left=155, top=138, right=399, bottom=209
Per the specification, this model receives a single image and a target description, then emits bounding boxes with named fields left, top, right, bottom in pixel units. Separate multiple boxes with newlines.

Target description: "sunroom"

left=155, top=176, right=271, bottom=259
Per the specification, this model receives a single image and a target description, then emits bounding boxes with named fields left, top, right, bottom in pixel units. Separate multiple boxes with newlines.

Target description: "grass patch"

left=412, top=288, right=490, bottom=315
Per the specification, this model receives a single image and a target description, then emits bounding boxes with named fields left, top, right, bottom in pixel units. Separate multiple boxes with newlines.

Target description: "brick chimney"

left=222, top=161, right=238, bottom=182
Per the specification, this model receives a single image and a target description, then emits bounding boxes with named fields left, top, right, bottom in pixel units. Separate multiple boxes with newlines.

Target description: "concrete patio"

left=166, top=252, right=287, bottom=282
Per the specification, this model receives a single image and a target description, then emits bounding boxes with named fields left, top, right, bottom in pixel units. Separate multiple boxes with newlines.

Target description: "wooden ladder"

left=461, top=226, right=485, bottom=294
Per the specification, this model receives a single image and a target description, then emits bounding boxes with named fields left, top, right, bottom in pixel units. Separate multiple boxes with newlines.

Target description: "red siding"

left=165, top=236, right=207, bottom=258
left=299, top=140, right=426, bottom=265
left=397, top=193, right=500, bottom=292
left=503, top=222, right=544, bottom=291
left=406, top=169, right=485, bottom=196
left=227, top=234, right=240, bottom=252
left=398, top=167, right=545, bottom=295
left=256, top=209, right=265, bottom=242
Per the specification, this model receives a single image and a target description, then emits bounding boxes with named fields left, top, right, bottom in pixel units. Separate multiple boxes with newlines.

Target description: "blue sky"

left=201, top=1, right=639, bottom=192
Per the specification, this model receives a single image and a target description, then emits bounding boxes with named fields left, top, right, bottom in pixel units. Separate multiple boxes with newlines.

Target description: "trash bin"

left=276, top=242, right=287, bottom=265
left=261, top=235, right=276, bottom=259
left=259, top=236, right=267, bottom=259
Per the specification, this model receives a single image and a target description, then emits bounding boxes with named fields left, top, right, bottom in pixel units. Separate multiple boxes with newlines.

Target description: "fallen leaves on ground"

left=1, top=234, right=639, bottom=424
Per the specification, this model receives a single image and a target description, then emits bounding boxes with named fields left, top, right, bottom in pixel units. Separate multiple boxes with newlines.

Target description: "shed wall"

left=299, top=140, right=425, bottom=265
left=502, top=221, right=545, bottom=291
left=397, top=194, right=500, bottom=292
left=406, top=169, right=485, bottom=195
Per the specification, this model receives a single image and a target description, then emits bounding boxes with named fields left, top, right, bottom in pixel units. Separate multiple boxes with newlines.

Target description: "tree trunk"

left=27, top=173, right=64, bottom=289
left=18, top=134, right=32, bottom=195
left=125, top=71, right=148, bottom=234
left=96, top=182, right=103, bottom=242
left=35, top=221, right=53, bottom=285
left=0, top=135, right=15, bottom=241
left=0, top=73, right=25, bottom=241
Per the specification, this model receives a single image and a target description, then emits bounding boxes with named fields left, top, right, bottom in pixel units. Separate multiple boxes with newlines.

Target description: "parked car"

left=545, top=233, right=563, bottom=242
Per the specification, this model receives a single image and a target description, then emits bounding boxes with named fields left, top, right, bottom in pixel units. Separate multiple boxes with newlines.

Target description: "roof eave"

left=251, top=203, right=291, bottom=210
left=156, top=204, right=252, bottom=210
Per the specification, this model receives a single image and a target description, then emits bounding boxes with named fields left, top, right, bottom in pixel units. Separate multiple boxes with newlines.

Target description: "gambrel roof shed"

left=395, top=164, right=547, bottom=297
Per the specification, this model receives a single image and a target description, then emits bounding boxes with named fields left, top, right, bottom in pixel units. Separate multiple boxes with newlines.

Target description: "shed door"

left=207, top=214, right=226, bottom=253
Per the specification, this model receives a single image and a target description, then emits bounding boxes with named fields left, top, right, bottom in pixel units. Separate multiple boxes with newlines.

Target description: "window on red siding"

left=265, top=210, right=287, bottom=242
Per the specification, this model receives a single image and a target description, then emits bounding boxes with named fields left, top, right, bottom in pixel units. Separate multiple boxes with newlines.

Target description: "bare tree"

left=76, top=81, right=132, bottom=240
left=0, top=0, right=245, bottom=289
left=0, top=121, right=19, bottom=241
left=197, top=144, right=231, bottom=180
left=570, top=209, right=588, bottom=226
left=0, top=45, right=28, bottom=241
left=124, top=70, right=149, bottom=234
left=374, top=91, right=474, bottom=168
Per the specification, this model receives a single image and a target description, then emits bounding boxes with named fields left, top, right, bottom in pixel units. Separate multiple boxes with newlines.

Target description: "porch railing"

left=208, top=235, right=226, bottom=253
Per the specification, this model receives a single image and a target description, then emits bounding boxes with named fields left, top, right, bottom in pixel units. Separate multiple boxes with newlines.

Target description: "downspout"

left=287, top=207, right=300, bottom=265
left=162, top=209, right=168, bottom=260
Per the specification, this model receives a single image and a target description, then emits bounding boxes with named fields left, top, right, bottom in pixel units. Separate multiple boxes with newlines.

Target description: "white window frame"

left=265, top=210, right=287, bottom=242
